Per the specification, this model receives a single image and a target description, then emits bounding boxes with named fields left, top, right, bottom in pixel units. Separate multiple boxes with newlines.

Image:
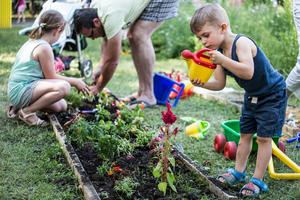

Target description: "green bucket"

left=221, top=120, right=279, bottom=151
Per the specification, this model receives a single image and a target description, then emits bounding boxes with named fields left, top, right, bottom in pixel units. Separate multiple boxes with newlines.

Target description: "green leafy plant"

left=150, top=102, right=179, bottom=195
left=97, top=161, right=111, bottom=176
left=113, top=177, right=139, bottom=198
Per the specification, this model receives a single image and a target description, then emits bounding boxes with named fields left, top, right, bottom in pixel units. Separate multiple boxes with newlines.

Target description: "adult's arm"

left=93, top=31, right=122, bottom=93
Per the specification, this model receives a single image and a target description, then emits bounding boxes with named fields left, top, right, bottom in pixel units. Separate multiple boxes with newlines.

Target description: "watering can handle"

left=181, top=48, right=216, bottom=69
left=198, top=48, right=213, bottom=59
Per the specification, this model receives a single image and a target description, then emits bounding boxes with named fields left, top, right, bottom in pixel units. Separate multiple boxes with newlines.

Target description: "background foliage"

left=146, top=0, right=297, bottom=76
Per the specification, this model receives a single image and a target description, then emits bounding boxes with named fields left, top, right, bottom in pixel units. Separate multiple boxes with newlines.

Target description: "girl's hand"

left=191, top=79, right=205, bottom=87
left=208, top=50, right=226, bottom=65
left=74, top=79, right=90, bottom=95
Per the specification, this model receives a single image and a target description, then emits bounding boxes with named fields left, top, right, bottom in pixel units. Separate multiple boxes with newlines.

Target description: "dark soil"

left=73, top=143, right=218, bottom=200
left=55, top=93, right=232, bottom=199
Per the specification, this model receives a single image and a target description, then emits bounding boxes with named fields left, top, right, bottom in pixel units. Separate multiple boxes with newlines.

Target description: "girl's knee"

left=52, top=99, right=67, bottom=112
left=56, top=81, right=71, bottom=97
left=60, top=100, right=68, bottom=112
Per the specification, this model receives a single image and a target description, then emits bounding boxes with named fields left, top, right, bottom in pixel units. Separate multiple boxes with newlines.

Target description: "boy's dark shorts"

left=240, top=89, right=287, bottom=138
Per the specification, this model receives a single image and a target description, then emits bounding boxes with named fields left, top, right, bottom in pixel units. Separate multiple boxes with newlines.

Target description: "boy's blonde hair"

left=190, top=3, right=229, bottom=34
left=29, top=10, right=66, bottom=39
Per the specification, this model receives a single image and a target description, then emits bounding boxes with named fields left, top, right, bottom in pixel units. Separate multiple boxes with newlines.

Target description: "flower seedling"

left=150, top=102, right=179, bottom=195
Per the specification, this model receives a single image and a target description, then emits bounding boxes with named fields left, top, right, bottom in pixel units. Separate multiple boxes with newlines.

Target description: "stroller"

left=19, top=0, right=93, bottom=78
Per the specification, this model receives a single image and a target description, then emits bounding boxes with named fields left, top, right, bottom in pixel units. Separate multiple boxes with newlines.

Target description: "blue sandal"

left=240, top=177, right=269, bottom=198
left=217, top=168, right=246, bottom=186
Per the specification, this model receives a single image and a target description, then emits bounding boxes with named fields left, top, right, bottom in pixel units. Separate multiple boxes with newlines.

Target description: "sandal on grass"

left=18, top=109, right=48, bottom=127
left=120, top=93, right=138, bottom=103
left=240, top=177, right=268, bottom=198
left=6, top=105, right=18, bottom=119
left=216, top=168, right=246, bottom=187
left=129, top=100, right=156, bottom=109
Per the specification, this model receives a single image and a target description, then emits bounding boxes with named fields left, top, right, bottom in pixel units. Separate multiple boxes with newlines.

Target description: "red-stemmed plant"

left=149, top=102, right=179, bottom=195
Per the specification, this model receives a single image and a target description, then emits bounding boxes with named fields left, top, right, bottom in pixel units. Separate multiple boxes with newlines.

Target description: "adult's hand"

left=89, top=85, right=101, bottom=95
left=92, top=68, right=101, bottom=84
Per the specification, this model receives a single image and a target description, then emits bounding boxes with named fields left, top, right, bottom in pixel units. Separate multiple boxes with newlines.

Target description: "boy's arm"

left=209, top=37, right=255, bottom=80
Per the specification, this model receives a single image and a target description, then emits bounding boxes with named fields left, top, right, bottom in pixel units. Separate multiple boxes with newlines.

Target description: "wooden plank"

left=174, top=149, right=239, bottom=200
left=49, top=114, right=100, bottom=200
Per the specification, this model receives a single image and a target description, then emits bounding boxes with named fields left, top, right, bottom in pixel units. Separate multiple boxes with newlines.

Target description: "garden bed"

left=74, top=142, right=218, bottom=199
left=49, top=92, right=239, bottom=199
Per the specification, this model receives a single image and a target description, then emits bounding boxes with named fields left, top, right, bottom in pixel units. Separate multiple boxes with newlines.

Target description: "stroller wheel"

left=80, top=59, right=93, bottom=78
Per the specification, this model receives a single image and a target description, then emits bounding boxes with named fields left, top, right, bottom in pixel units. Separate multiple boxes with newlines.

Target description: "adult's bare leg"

left=128, top=20, right=162, bottom=105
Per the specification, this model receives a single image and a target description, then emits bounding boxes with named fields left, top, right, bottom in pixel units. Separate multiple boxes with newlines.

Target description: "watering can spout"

left=181, top=50, right=193, bottom=70
left=181, top=49, right=194, bottom=59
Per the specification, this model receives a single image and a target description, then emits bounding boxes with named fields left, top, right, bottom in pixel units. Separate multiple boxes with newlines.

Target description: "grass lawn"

left=1, top=24, right=300, bottom=200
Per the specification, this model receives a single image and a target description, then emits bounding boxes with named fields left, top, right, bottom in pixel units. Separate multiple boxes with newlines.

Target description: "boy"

left=189, top=4, right=287, bottom=197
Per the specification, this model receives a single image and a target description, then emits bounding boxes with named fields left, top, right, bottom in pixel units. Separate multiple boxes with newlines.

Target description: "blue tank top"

left=223, top=35, right=285, bottom=96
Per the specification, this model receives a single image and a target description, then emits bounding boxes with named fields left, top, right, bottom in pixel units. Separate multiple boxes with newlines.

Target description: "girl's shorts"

left=9, top=81, right=39, bottom=109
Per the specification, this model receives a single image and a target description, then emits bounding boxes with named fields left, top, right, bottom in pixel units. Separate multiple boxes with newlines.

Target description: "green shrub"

left=152, top=1, right=195, bottom=59
left=149, top=0, right=298, bottom=76
left=224, top=1, right=297, bottom=76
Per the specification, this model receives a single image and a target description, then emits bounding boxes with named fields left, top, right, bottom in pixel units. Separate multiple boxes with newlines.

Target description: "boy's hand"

left=208, top=50, right=226, bottom=65
left=191, top=79, right=205, bottom=87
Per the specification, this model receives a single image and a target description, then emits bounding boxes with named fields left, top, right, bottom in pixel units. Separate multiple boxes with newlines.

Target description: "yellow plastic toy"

left=185, top=120, right=210, bottom=139
left=181, top=48, right=217, bottom=83
left=268, top=141, right=300, bottom=180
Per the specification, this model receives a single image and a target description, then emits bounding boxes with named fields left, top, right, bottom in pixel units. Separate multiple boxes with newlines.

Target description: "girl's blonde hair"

left=190, top=3, right=230, bottom=34
left=29, top=10, right=66, bottom=39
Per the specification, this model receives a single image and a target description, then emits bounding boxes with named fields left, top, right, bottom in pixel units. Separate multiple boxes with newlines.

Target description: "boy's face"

left=194, top=22, right=225, bottom=50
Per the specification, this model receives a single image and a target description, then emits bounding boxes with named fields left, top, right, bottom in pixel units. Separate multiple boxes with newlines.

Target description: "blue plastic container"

left=153, top=73, right=185, bottom=107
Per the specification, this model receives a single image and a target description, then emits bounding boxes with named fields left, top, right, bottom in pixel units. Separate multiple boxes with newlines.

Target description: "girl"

left=16, top=0, right=26, bottom=23
left=7, top=10, right=90, bottom=126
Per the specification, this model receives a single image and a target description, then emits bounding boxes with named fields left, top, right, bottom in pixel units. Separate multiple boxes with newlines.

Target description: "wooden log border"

left=174, top=149, right=239, bottom=200
left=48, top=114, right=100, bottom=200
left=49, top=113, right=238, bottom=199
